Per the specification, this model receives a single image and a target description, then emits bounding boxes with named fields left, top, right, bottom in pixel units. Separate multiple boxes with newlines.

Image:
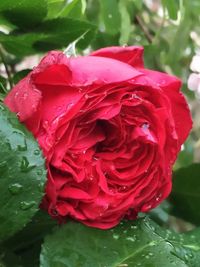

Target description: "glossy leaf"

left=162, top=0, right=179, bottom=20
left=47, top=0, right=66, bottom=19
left=0, top=76, right=7, bottom=95
left=0, top=18, right=96, bottom=56
left=58, top=0, right=86, bottom=18
left=170, top=164, right=200, bottom=225
left=0, top=103, right=46, bottom=242
left=1, top=211, right=56, bottom=267
left=119, top=0, right=132, bottom=45
left=12, top=69, right=31, bottom=85
left=0, top=0, right=47, bottom=29
left=40, top=218, right=190, bottom=267
left=100, top=0, right=121, bottom=35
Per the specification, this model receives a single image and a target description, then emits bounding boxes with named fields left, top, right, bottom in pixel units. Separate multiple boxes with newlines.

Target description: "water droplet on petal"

left=131, top=93, right=140, bottom=99
left=88, top=176, right=94, bottom=181
left=71, top=153, right=78, bottom=159
left=66, top=103, right=74, bottom=110
left=141, top=122, right=150, bottom=130
left=14, top=92, right=19, bottom=98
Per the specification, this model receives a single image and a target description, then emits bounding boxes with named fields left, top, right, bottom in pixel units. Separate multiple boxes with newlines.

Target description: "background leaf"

left=170, top=164, right=200, bottom=225
left=0, top=18, right=96, bottom=56
left=0, top=0, right=47, bottom=29
left=100, top=0, right=121, bottom=35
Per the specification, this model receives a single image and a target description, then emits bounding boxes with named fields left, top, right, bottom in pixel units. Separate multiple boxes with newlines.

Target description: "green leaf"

left=100, top=0, right=121, bottom=35
left=40, top=218, right=190, bottom=267
left=0, top=18, right=96, bottom=56
left=175, top=136, right=194, bottom=169
left=155, top=224, right=200, bottom=267
left=0, top=103, right=46, bottom=242
left=12, top=69, right=31, bottom=85
left=3, top=210, right=56, bottom=252
left=170, top=164, right=200, bottom=225
left=0, top=0, right=48, bottom=29
left=47, top=0, right=66, bottom=19
left=1, top=211, right=56, bottom=267
left=58, top=0, right=86, bottom=19
left=132, top=0, right=143, bottom=10
left=118, top=0, right=132, bottom=45
left=162, top=0, right=179, bottom=20
left=0, top=76, right=7, bottom=95
left=148, top=201, right=171, bottom=225
left=0, top=76, right=6, bottom=88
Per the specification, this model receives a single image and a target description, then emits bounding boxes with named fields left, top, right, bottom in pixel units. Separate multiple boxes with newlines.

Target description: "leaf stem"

left=135, top=15, right=153, bottom=43
left=0, top=46, right=13, bottom=89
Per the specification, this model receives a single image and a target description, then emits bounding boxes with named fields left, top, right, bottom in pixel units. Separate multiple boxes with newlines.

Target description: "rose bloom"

left=5, top=46, right=192, bottom=229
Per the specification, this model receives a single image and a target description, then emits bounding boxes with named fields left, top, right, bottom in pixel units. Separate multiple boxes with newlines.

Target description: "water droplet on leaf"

left=34, top=149, right=40, bottom=155
left=20, top=201, right=35, bottom=210
left=8, top=183, right=23, bottom=194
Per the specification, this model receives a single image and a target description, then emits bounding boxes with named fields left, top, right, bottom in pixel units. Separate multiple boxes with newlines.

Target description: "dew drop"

left=131, top=225, right=138, bottom=230
left=22, top=92, right=28, bottom=99
left=0, top=161, right=7, bottom=169
left=14, top=92, right=19, bottom=98
left=126, top=236, right=136, bottom=242
left=88, top=176, right=94, bottom=181
left=93, top=156, right=99, bottom=161
left=110, top=164, right=115, bottom=170
left=71, top=153, right=78, bottom=159
left=20, top=157, right=35, bottom=172
left=10, top=131, right=27, bottom=151
left=34, top=149, right=40, bottom=155
left=43, top=120, right=49, bottom=129
left=38, top=182, right=44, bottom=192
left=141, top=122, right=150, bottom=130
left=131, top=93, right=140, bottom=99
left=184, top=254, right=189, bottom=262
left=37, top=169, right=43, bottom=176
left=113, top=233, right=119, bottom=240
left=8, top=183, right=23, bottom=195
left=66, top=103, right=74, bottom=110
left=20, top=201, right=35, bottom=210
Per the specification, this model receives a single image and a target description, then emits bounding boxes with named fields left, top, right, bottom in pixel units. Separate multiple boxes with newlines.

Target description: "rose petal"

left=90, top=46, right=144, bottom=68
left=139, top=69, right=192, bottom=146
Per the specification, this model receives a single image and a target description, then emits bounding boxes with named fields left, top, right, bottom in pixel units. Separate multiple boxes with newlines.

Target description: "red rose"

left=4, top=46, right=192, bottom=229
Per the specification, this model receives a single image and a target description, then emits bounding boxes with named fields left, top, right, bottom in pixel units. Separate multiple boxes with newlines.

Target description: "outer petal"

left=68, top=56, right=141, bottom=85
left=90, top=46, right=144, bottom=68
left=33, top=51, right=142, bottom=87
left=4, top=77, right=41, bottom=122
left=140, top=69, right=192, bottom=146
